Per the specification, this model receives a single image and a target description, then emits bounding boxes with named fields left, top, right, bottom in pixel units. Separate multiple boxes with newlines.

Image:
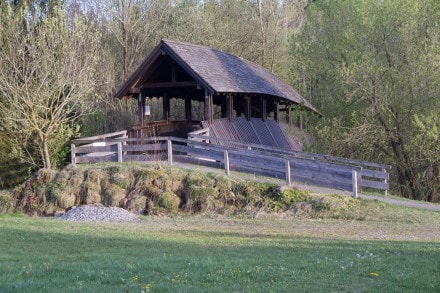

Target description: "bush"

left=266, top=187, right=310, bottom=212
left=183, top=171, right=217, bottom=213
left=158, top=191, right=180, bottom=213
left=0, top=193, right=15, bottom=213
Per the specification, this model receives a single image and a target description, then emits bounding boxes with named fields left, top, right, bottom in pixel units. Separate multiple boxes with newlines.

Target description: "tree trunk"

left=42, top=136, right=51, bottom=170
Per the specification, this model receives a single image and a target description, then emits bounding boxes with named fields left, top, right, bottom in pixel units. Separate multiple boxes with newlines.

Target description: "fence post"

left=224, top=150, right=230, bottom=176
left=117, top=142, right=123, bottom=163
left=352, top=170, right=358, bottom=199
left=71, top=144, right=76, bottom=166
left=383, top=168, right=388, bottom=196
left=285, top=160, right=291, bottom=185
left=167, top=139, right=173, bottom=165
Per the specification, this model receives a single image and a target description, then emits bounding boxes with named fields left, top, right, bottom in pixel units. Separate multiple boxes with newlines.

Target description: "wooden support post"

left=224, top=150, right=230, bottom=176
left=274, top=102, right=280, bottom=122
left=71, top=144, right=76, bottom=166
left=285, top=160, right=291, bottom=185
left=261, top=96, right=267, bottom=121
left=137, top=93, right=143, bottom=125
left=117, top=142, right=123, bottom=163
left=204, top=91, right=213, bottom=124
left=167, top=139, right=173, bottom=165
left=163, top=92, right=170, bottom=122
left=244, top=96, right=251, bottom=120
left=352, top=170, right=358, bottom=198
left=383, top=168, right=388, bottom=196
left=185, top=95, right=192, bottom=121
left=226, top=95, right=233, bottom=120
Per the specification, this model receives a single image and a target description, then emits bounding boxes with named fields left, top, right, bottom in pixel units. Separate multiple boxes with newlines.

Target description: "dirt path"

left=294, top=183, right=440, bottom=212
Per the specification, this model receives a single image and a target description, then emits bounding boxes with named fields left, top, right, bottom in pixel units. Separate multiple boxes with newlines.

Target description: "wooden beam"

left=142, top=81, right=197, bottom=89
left=129, top=87, right=140, bottom=94
left=204, top=91, right=213, bottom=124
left=137, top=93, right=143, bottom=125
left=244, top=95, right=251, bottom=120
left=163, top=92, right=170, bottom=122
left=261, top=96, right=267, bottom=121
left=274, top=101, right=280, bottom=122
left=226, top=95, right=233, bottom=120
left=185, top=94, right=192, bottom=122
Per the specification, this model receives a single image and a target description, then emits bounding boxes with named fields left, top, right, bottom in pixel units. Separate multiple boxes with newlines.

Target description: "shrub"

left=158, top=191, right=180, bottom=213
left=266, top=187, right=310, bottom=212
left=183, top=171, right=217, bottom=213
left=0, top=193, right=15, bottom=213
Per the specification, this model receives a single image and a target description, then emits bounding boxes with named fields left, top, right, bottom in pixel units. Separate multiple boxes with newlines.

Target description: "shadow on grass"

left=1, top=221, right=439, bottom=292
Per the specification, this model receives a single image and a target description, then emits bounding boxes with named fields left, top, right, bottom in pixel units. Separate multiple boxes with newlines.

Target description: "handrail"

left=72, top=130, right=127, bottom=144
left=71, top=135, right=390, bottom=196
left=188, top=134, right=391, bottom=170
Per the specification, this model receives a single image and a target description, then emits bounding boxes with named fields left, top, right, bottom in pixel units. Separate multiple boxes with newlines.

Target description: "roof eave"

left=113, top=42, right=165, bottom=99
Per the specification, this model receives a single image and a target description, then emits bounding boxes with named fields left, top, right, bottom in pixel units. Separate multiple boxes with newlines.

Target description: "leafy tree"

left=291, top=0, right=440, bottom=200
left=0, top=3, right=100, bottom=169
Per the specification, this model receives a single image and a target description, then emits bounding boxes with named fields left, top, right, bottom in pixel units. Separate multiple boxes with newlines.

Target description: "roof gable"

left=114, top=39, right=317, bottom=113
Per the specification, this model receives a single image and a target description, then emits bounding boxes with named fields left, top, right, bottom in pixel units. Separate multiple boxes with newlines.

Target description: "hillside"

left=1, top=163, right=439, bottom=222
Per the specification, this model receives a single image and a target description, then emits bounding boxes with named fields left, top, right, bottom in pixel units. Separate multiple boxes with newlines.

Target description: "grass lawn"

left=1, top=210, right=440, bottom=292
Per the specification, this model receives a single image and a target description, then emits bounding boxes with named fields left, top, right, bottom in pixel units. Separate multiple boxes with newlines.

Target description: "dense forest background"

left=0, top=0, right=438, bottom=202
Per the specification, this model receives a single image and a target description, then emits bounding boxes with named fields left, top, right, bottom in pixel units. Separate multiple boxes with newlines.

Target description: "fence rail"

left=71, top=135, right=391, bottom=197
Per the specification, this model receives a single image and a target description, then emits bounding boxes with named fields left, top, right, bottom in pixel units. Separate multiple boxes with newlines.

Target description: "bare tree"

left=0, top=4, right=100, bottom=169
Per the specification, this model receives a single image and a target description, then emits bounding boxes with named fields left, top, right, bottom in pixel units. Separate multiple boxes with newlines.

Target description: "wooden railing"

left=188, top=128, right=210, bottom=143
left=71, top=136, right=391, bottom=197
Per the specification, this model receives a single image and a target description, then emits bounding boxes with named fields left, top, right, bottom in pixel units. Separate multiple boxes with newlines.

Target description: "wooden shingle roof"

left=115, top=39, right=317, bottom=113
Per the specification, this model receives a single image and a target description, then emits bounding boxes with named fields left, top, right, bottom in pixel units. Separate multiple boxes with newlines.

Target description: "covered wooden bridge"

left=115, top=39, right=319, bottom=151
left=71, top=40, right=390, bottom=196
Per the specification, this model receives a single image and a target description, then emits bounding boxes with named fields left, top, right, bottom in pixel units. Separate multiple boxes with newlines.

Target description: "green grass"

left=1, top=214, right=439, bottom=292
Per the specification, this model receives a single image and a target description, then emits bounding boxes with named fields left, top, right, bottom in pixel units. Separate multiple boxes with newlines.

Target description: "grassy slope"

left=1, top=206, right=439, bottom=292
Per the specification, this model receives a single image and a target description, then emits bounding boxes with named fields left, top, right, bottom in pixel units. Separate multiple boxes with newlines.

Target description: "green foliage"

left=291, top=0, right=440, bottom=201
left=0, top=193, right=15, bottom=213
left=158, top=191, right=181, bottom=213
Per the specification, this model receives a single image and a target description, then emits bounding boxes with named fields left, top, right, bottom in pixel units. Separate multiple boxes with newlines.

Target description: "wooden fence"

left=71, top=134, right=391, bottom=198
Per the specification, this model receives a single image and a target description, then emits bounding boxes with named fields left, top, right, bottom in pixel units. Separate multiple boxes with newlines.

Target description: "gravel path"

left=57, top=205, right=139, bottom=222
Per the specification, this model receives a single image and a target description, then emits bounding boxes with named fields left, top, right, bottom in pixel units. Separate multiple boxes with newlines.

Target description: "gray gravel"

left=57, top=205, right=139, bottom=222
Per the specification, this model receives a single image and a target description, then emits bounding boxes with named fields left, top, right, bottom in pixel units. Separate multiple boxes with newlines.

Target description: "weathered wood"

left=72, top=131, right=127, bottom=144
left=178, top=146, right=224, bottom=162
left=75, top=145, right=118, bottom=154
left=124, top=154, right=161, bottom=162
left=117, top=142, right=123, bottom=163
left=290, top=158, right=360, bottom=175
left=229, top=154, right=284, bottom=173
left=75, top=154, right=117, bottom=164
left=224, top=150, right=230, bottom=176
left=187, top=134, right=391, bottom=170
left=291, top=174, right=352, bottom=191
left=123, top=144, right=166, bottom=152
left=360, top=169, right=389, bottom=180
left=352, top=170, right=358, bottom=198
left=167, top=139, right=173, bottom=165
left=285, top=160, right=291, bottom=185
left=359, top=179, right=389, bottom=190
left=142, top=81, right=197, bottom=88
left=290, top=167, right=352, bottom=186
left=71, top=135, right=390, bottom=194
